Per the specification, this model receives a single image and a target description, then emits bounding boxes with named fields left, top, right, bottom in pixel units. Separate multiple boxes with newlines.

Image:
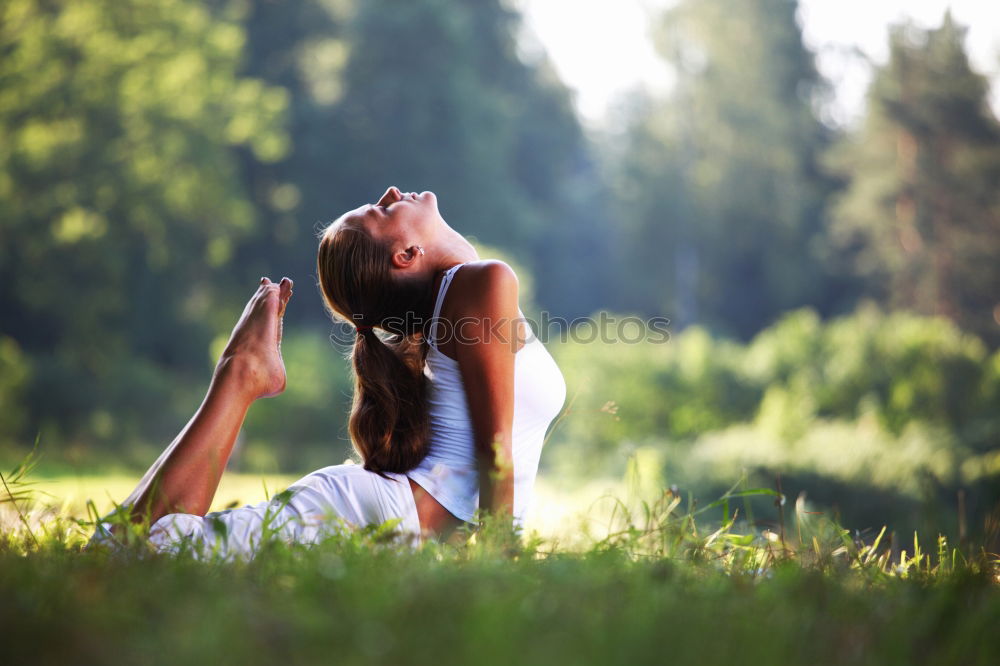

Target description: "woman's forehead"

left=335, top=205, right=375, bottom=230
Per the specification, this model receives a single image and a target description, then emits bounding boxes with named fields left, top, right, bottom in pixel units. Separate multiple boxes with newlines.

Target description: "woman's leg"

left=146, top=466, right=422, bottom=561
left=118, top=277, right=293, bottom=527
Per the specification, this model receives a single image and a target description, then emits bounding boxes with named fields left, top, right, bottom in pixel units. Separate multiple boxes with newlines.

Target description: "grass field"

left=3, top=467, right=999, bottom=665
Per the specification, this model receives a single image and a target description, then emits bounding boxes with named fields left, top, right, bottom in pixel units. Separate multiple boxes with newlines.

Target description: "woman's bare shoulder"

left=447, top=260, right=519, bottom=315
left=459, top=260, right=518, bottom=286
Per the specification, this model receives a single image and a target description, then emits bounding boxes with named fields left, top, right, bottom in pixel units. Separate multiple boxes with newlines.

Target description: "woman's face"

left=343, top=186, right=444, bottom=247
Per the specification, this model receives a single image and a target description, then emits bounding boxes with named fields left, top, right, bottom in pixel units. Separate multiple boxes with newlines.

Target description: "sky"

left=517, top=0, right=1000, bottom=127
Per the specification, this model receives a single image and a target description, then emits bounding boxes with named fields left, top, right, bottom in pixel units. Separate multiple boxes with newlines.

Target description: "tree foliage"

left=829, top=14, right=1000, bottom=345
left=0, top=0, right=287, bottom=447
left=612, top=0, right=842, bottom=337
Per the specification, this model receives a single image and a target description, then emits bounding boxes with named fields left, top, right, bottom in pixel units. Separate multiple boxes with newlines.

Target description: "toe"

left=279, top=277, right=293, bottom=302
left=276, top=280, right=292, bottom=317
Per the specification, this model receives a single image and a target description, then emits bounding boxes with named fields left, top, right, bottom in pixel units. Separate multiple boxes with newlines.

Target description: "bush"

left=549, top=306, right=1000, bottom=477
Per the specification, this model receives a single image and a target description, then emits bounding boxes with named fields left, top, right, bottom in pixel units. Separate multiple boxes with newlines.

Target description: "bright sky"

left=517, top=0, right=1000, bottom=127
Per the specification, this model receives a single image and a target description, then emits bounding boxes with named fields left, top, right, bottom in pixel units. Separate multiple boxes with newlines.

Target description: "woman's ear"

left=391, top=245, right=422, bottom=270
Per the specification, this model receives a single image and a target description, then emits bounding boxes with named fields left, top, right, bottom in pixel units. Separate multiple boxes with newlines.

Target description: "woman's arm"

left=448, top=261, right=520, bottom=521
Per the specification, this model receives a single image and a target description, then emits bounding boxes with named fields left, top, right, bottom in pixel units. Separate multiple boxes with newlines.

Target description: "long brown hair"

left=316, top=220, right=435, bottom=475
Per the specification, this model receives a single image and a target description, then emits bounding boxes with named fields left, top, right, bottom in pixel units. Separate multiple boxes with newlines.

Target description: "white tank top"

left=406, top=263, right=566, bottom=525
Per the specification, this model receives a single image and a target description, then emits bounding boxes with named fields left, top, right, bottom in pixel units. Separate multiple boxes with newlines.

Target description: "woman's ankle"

left=212, top=354, right=265, bottom=405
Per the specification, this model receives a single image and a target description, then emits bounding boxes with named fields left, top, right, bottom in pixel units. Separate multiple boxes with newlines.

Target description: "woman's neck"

left=428, top=229, right=479, bottom=273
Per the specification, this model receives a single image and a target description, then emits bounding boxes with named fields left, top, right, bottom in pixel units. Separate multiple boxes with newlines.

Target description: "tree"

left=829, top=14, right=1000, bottom=345
left=612, top=0, right=841, bottom=338
left=0, top=0, right=287, bottom=448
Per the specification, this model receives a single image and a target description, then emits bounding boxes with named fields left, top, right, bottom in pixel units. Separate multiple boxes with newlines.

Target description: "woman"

left=94, top=187, right=566, bottom=559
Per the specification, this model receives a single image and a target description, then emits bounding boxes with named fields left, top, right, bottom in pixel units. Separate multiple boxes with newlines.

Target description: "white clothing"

left=406, top=263, right=567, bottom=525
left=92, top=466, right=420, bottom=561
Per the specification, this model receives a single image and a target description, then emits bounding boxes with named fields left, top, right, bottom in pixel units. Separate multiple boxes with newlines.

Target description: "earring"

left=417, top=246, right=425, bottom=256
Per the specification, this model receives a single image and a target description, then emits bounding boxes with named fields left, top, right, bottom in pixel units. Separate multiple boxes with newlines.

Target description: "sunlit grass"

left=25, top=473, right=301, bottom=517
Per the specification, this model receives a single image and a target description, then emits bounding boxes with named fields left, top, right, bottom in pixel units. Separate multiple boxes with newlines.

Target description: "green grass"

left=2, top=463, right=999, bottom=666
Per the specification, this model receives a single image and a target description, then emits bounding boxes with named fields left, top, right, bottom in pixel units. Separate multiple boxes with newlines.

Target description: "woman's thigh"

left=283, top=464, right=419, bottom=532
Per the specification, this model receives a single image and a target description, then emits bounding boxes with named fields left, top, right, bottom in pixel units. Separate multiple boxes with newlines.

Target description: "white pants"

left=93, top=465, right=421, bottom=560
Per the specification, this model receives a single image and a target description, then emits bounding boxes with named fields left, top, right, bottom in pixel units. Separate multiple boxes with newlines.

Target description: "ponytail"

left=317, top=220, right=434, bottom=474
left=349, top=329, right=429, bottom=475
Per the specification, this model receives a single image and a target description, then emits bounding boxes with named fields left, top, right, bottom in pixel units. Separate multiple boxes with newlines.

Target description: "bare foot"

left=216, top=277, right=293, bottom=400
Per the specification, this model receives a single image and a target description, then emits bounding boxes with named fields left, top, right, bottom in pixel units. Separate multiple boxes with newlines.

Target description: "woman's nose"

left=376, top=186, right=402, bottom=207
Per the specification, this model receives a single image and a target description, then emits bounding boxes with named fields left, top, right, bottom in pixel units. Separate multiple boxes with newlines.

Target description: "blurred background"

left=1, top=0, right=998, bottom=541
